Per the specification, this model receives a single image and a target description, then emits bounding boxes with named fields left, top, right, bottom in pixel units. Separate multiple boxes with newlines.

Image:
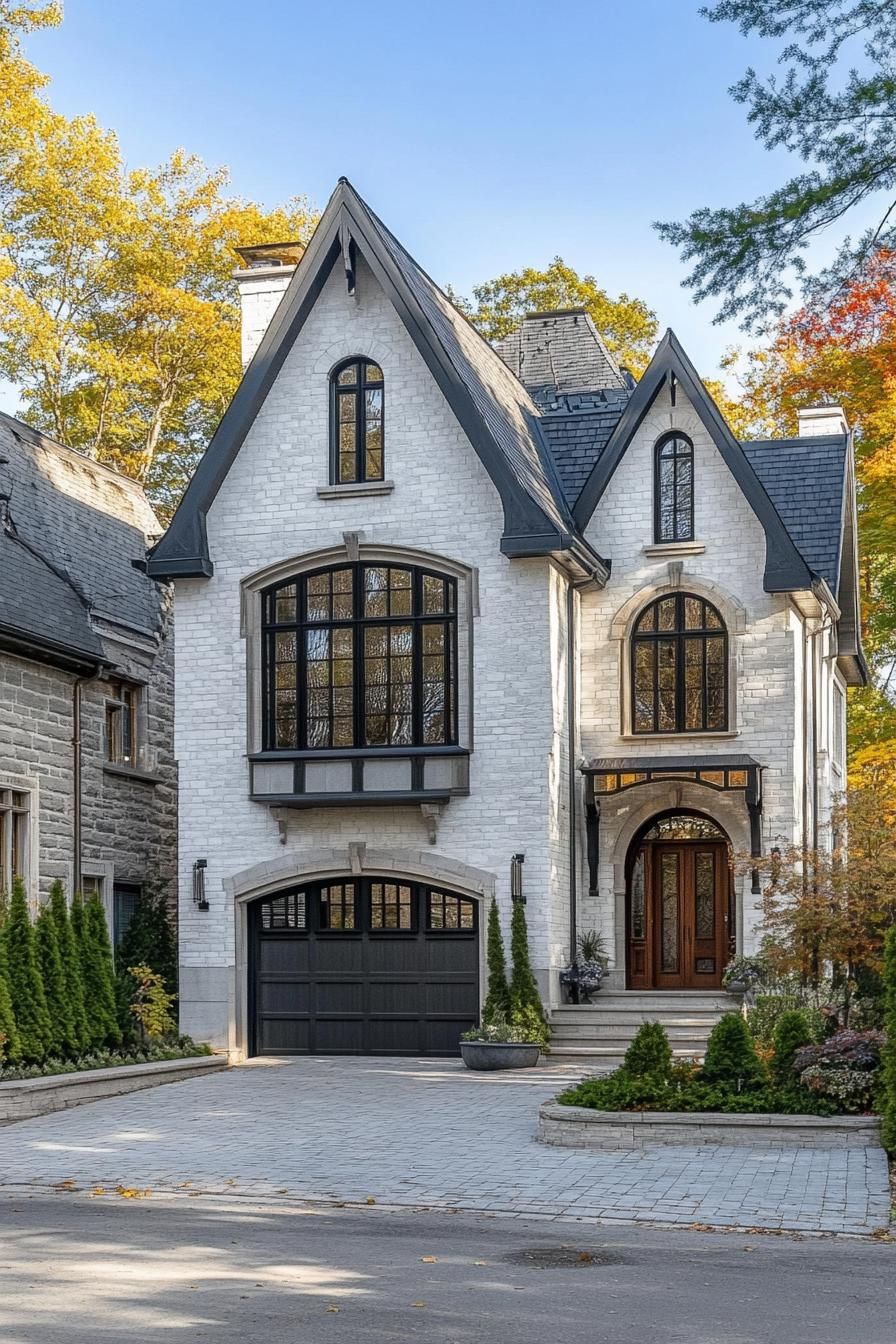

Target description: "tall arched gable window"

left=654, top=433, right=694, bottom=542
left=263, top=563, right=457, bottom=750
left=331, top=357, right=384, bottom=484
left=632, top=593, right=727, bottom=733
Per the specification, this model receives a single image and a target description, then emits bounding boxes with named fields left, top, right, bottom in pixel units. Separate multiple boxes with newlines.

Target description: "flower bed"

left=0, top=1038, right=212, bottom=1084
left=550, top=1016, right=885, bottom=1148
left=0, top=1049, right=224, bottom=1123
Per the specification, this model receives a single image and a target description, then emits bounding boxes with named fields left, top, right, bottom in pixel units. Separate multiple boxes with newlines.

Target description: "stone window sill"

left=103, top=763, right=161, bottom=786
left=619, top=730, right=738, bottom=743
left=642, top=541, right=706, bottom=558
left=316, top=480, right=395, bottom=500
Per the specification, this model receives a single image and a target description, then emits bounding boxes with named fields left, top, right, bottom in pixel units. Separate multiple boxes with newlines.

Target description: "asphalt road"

left=0, top=1191, right=892, bottom=1343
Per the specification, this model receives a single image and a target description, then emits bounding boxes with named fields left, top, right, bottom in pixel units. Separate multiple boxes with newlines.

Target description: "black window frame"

left=255, top=879, right=478, bottom=937
left=654, top=432, right=695, bottom=543
left=631, top=593, right=728, bottom=735
left=330, top=356, right=385, bottom=485
left=262, top=562, right=458, bottom=753
left=105, top=682, right=140, bottom=766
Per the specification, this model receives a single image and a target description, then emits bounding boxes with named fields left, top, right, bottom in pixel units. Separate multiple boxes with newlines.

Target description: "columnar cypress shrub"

left=4, top=876, right=51, bottom=1063
left=624, top=1021, right=673, bottom=1079
left=771, top=1009, right=814, bottom=1084
left=701, top=1012, right=766, bottom=1089
left=35, top=900, right=76, bottom=1059
left=79, top=894, right=121, bottom=1048
left=115, top=884, right=178, bottom=1033
left=0, top=938, right=21, bottom=1065
left=49, top=880, right=89, bottom=1055
left=509, top=899, right=550, bottom=1047
left=482, top=897, right=511, bottom=1023
left=880, top=926, right=896, bottom=1153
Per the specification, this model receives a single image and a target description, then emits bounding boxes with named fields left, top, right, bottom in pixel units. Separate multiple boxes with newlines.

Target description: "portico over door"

left=627, top=815, right=732, bottom=990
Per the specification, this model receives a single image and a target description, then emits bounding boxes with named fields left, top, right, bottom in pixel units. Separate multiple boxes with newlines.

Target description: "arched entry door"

left=250, top=876, right=480, bottom=1056
left=626, top=813, right=732, bottom=990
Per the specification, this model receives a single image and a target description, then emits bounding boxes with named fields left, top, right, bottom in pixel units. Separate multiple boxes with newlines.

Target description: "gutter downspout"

left=72, top=667, right=102, bottom=896
left=567, top=581, right=579, bottom=965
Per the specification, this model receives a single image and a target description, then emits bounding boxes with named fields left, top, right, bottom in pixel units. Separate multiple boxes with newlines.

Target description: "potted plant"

left=460, top=1013, right=541, bottom=1070
left=722, top=955, right=766, bottom=995
left=559, top=929, right=609, bottom=1004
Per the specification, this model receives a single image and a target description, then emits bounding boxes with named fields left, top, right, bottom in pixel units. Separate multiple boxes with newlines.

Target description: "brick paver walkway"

left=0, top=1057, right=889, bottom=1234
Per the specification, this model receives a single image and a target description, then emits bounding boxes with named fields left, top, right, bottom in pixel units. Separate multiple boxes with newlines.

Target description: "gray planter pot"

left=725, top=981, right=748, bottom=994
left=460, top=1041, right=541, bottom=1071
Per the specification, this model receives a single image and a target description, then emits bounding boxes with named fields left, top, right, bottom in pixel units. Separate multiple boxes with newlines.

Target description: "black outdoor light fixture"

left=192, top=858, right=209, bottom=911
left=510, top=852, right=525, bottom=904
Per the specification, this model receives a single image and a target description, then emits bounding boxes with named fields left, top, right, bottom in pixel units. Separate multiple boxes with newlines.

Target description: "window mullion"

left=298, top=579, right=307, bottom=750
left=675, top=594, right=684, bottom=731
left=355, top=362, right=365, bottom=483
left=412, top=571, right=422, bottom=745
left=353, top=562, right=363, bottom=749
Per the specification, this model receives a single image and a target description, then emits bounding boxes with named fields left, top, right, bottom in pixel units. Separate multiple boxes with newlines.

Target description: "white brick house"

left=147, top=180, right=864, bottom=1058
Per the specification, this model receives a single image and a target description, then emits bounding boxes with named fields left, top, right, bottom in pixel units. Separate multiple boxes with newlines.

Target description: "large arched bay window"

left=654, top=433, right=694, bottom=542
left=263, top=563, right=457, bottom=750
left=632, top=593, right=727, bottom=734
left=331, top=357, right=384, bottom=484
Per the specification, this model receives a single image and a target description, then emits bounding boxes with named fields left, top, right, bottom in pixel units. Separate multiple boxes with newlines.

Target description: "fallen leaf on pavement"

left=366, top=1197, right=376, bottom=1205
left=420, top=1256, right=437, bottom=1263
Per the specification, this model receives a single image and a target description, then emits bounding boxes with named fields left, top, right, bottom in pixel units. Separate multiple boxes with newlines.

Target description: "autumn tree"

left=0, top=9, right=316, bottom=519
left=727, top=250, right=896, bottom=756
left=452, top=258, right=657, bottom=375
left=755, top=753, right=896, bottom=1019
left=657, top=2, right=896, bottom=330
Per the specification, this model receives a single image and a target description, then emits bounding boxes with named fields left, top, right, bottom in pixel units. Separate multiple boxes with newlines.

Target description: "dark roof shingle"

left=742, top=435, right=848, bottom=591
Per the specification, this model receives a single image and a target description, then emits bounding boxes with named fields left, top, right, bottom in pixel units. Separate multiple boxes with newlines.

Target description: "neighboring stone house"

left=0, top=414, right=176, bottom=942
left=147, top=179, right=863, bottom=1058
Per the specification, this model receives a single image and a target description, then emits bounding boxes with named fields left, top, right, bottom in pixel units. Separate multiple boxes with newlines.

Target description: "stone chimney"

left=797, top=404, right=849, bottom=438
left=232, top=241, right=305, bottom=367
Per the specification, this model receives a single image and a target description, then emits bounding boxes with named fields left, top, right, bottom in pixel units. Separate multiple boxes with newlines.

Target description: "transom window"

left=632, top=594, right=728, bottom=734
left=331, top=357, right=384, bottom=484
left=256, top=881, right=477, bottom=935
left=0, top=787, right=29, bottom=890
left=654, top=433, right=694, bottom=542
left=263, top=563, right=457, bottom=751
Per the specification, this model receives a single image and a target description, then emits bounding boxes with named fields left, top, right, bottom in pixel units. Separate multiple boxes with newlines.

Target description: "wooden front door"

left=628, top=840, right=729, bottom=989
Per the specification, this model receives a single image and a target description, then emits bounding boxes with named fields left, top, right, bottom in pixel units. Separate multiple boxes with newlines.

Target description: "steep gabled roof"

left=147, top=179, right=607, bottom=581
left=742, top=435, right=848, bottom=594
left=573, top=329, right=814, bottom=592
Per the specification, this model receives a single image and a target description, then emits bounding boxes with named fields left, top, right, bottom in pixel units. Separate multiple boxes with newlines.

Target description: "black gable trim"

left=572, top=330, right=813, bottom=593
left=148, top=179, right=585, bottom=579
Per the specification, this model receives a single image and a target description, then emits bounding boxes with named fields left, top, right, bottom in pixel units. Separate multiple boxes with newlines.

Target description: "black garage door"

left=251, top=877, right=480, bottom=1056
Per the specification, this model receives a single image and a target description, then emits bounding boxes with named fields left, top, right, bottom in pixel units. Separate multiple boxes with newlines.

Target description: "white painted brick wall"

left=579, top=383, right=811, bottom=960
left=174, top=257, right=564, bottom=1005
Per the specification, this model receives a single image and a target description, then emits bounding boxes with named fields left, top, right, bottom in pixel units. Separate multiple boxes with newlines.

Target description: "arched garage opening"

left=250, top=875, right=480, bottom=1056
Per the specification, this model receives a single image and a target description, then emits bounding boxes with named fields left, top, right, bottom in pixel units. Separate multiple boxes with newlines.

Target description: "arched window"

left=631, top=593, right=727, bottom=734
left=263, top=563, right=457, bottom=750
left=654, top=433, right=694, bottom=542
left=331, top=357, right=384, bottom=484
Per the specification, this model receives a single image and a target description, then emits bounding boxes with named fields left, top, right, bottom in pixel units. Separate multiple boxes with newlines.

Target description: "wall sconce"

left=510, top=852, right=525, bottom=904
left=192, top=858, right=209, bottom=911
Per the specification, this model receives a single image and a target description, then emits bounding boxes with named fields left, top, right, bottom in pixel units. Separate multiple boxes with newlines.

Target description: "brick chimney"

left=232, top=241, right=304, bottom=367
left=797, top=404, right=849, bottom=438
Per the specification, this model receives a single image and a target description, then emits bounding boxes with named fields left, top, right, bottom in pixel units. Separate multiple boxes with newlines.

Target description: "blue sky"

left=2, top=0, right=831, bottom=410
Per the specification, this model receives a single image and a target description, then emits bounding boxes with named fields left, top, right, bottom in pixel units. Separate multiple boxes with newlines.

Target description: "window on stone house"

left=262, top=563, right=457, bottom=750
left=105, top=683, right=140, bottom=766
left=654, top=433, right=694, bottom=542
left=632, top=594, right=728, bottom=734
left=330, top=357, right=384, bottom=484
left=0, top=787, right=30, bottom=891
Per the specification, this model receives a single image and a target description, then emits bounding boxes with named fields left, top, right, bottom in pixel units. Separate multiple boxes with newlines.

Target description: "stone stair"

left=548, top=990, right=738, bottom=1069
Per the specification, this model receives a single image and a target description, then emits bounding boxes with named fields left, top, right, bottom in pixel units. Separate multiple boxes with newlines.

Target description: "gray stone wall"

left=0, top=593, right=176, bottom=908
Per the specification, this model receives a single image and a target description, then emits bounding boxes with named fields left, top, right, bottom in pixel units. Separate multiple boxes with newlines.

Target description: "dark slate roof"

left=539, top=390, right=630, bottom=502
left=494, top=311, right=627, bottom=401
left=0, top=413, right=166, bottom=662
left=0, top=528, right=105, bottom=663
left=742, top=435, right=848, bottom=591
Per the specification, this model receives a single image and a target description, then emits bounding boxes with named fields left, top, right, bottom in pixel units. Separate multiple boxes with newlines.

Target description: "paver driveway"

left=0, top=1057, right=889, bottom=1235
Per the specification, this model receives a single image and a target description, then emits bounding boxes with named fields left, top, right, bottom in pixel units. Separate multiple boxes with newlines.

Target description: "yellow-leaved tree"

left=0, top=5, right=317, bottom=517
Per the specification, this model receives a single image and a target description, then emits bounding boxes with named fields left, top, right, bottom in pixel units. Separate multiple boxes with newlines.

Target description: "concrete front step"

left=548, top=991, right=738, bottom=1065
